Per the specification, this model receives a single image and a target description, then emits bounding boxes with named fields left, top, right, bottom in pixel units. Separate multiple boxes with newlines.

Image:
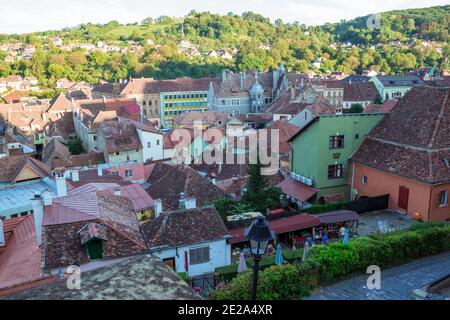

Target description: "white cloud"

left=1, top=0, right=448, bottom=34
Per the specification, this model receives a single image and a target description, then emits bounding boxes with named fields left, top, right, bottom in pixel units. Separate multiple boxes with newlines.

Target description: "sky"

left=1, top=0, right=448, bottom=34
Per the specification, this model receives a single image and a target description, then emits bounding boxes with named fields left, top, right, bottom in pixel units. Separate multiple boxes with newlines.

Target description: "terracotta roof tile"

left=352, top=87, right=450, bottom=184
left=0, top=215, right=43, bottom=290
left=146, top=163, right=230, bottom=210
left=141, top=206, right=229, bottom=248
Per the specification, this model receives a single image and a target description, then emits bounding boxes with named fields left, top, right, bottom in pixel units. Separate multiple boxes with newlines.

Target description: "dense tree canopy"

left=0, top=6, right=448, bottom=92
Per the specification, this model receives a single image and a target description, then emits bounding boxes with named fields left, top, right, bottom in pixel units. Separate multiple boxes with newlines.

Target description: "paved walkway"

left=357, top=210, right=413, bottom=236
left=307, top=252, right=450, bottom=300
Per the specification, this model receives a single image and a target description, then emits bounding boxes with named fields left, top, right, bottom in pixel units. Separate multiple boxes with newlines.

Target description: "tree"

left=0, top=61, right=11, bottom=77
left=346, top=103, right=364, bottom=113
left=241, top=156, right=282, bottom=213
left=67, top=137, right=85, bottom=155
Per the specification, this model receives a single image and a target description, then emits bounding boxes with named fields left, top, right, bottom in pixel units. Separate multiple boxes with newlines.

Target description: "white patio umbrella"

left=302, top=241, right=310, bottom=263
left=237, top=252, right=247, bottom=273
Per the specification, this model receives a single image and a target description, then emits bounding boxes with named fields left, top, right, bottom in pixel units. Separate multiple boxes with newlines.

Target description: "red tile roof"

left=352, top=87, right=450, bottom=185
left=101, top=184, right=154, bottom=211
left=0, top=215, right=44, bottom=290
left=277, top=177, right=319, bottom=201
left=343, top=82, right=378, bottom=101
left=141, top=206, right=229, bottom=248
left=228, top=213, right=321, bottom=244
left=266, top=120, right=301, bottom=155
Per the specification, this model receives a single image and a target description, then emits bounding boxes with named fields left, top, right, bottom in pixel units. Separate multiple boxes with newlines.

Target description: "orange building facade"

left=350, top=162, right=450, bottom=222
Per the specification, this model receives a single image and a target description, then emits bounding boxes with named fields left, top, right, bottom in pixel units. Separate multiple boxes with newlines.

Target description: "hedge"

left=215, top=249, right=304, bottom=282
left=213, top=223, right=450, bottom=300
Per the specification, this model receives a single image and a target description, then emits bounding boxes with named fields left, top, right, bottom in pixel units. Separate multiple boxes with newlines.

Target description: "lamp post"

left=244, top=216, right=275, bottom=300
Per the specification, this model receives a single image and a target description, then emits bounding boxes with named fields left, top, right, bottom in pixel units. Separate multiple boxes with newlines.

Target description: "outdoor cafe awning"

left=277, top=177, right=319, bottom=202
left=228, top=214, right=321, bottom=244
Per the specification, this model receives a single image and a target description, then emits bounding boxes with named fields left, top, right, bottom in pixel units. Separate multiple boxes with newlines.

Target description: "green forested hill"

left=0, top=6, right=448, bottom=93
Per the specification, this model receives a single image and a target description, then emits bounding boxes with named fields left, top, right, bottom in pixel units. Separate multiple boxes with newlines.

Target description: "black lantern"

left=244, top=216, right=275, bottom=300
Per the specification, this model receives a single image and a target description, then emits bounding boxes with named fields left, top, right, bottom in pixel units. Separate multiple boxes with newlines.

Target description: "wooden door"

left=398, top=186, right=409, bottom=211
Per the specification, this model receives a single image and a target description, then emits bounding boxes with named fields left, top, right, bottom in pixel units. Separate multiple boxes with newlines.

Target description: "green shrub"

left=214, top=224, right=450, bottom=300
left=177, top=272, right=189, bottom=282
left=214, top=264, right=311, bottom=300
left=216, top=249, right=304, bottom=283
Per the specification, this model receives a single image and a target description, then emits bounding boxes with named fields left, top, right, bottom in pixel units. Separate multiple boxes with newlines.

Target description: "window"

left=329, top=135, right=345, bottom=149
left=156, top=139, right=160, bottom=146
left=361, top=175, right=368, bottom=185
left=116, top=152, right=120, bottom=155
left=93, top=135, right=97, bottom=141
left=189, top=246, right=210, bottom=265
left=125, top=169, right=133, bottom=177
left=147, top=142, right=151, bottom=148
left=328, top=164, right=343, bottom=179
left=439, top=190, right=448, bottom=207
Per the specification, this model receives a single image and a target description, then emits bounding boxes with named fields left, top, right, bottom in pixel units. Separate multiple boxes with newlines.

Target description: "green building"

left=370, top=75, right=425, bottom=102
left=288, top=113, right=384, bottom=204
left=161, top=90, right=209, bottom=126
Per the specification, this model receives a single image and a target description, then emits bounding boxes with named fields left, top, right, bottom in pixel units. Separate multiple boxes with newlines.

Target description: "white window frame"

left=439, top=190, right=448, bottom=207
left=361, top=175, right=368, bottom=185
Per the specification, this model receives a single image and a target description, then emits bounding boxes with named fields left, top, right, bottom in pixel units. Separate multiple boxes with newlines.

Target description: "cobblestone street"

left=308, top=252, right=450, bottom=300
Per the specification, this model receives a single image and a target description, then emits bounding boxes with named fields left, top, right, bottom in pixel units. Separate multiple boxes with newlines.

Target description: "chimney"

left=103, top=96, right=107, bottom=104
left=222, top=69, right=227, bottom=82
left=97, top=166, right=103, bottom=176
left=179, top=192, right=186, bottom=209
left=31, top=193, right=44, bottom=246
left=240, top=72, right=244, bottom=91
left=56, top=174, right=67, bottom=197
left=42, top=189, right=53, bottom=206
left=154, top=199, right=162, bottom=218
left=0, top=219, right=5, bottom=247
left=114, top=187, right=121, bottom=196
left=71, top=170, right=79, bottom=182
left=185, top=197, right=196, bottom=209
left=290, top=86, right=296, bottom=99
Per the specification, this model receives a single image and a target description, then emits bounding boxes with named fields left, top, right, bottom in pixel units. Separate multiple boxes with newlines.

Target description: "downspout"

left=350, top=161, right=355, bottom=201
left=427, top=185, right=433, bottom=222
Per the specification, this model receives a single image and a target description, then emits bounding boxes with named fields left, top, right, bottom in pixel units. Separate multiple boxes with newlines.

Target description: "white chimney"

left=42, top=189, right=53, bottom=206
left=154, top=199, right=162, bottom=218
left=185, top=197, right=197, bottom=209
left=0, top=219, right=5, bottom=247
left=56, top=175, right=67, bottom=197
left=97, top=166, right=103, bottom=176
left=114, top=187, right=121, bottom=196
left=31, top=193, right=44, bottom=246
left=179, top=192, right=186, bottom=209
left=71, top=170, right=79, bottom=182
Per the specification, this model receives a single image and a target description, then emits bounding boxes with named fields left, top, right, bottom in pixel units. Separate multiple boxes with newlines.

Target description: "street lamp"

left=244, top=216, right=275, bottom=300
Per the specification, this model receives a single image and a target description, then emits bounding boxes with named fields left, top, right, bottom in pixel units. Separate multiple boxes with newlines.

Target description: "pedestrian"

left=340, top=225, right=346, bottom=239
